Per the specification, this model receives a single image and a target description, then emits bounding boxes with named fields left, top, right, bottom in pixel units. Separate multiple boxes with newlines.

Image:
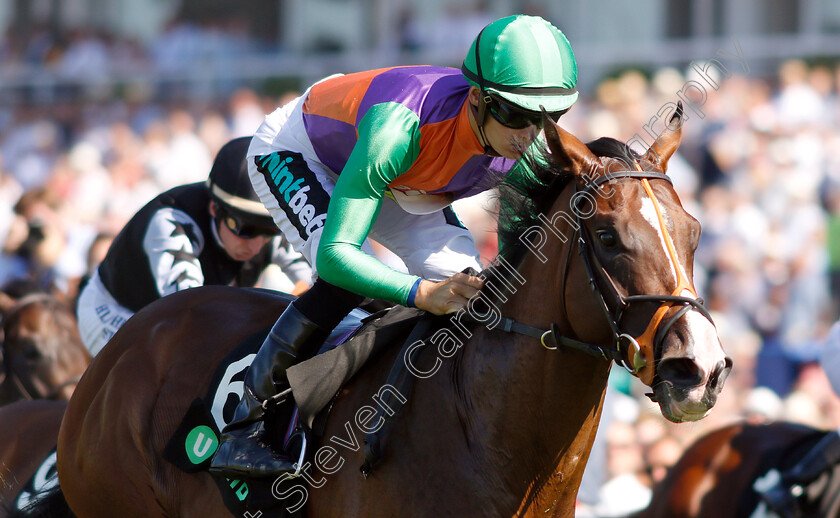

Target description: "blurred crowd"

left=1, top=19, right=840, bottom=514
left=1, top=17, right=258, bottom=76
left=0, top=85, right=300, bottom=302
left=0, top=4, right=496, bottom=84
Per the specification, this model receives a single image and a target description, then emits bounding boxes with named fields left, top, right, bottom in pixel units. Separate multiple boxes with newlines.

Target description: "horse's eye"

left=597, top=231, right=619, bottom=249
left=22, top=342, right=41, bottom=360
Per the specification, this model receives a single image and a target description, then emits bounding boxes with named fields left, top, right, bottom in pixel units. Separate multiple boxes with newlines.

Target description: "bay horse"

left=51, top=106, right=731, bottom=517
left=0, top=291, right=91, bottom=405
left=637, top=421, right=840, bottom=518
left=0, top=400, right=66, bottom=518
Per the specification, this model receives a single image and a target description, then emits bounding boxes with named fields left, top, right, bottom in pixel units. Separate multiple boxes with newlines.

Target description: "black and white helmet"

left=207, top=137, right=279, bottom=238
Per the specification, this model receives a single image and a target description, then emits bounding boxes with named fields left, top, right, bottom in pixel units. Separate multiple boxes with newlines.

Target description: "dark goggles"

left=221, top=213, right=279, bottom=239
left=486, top=94, right=568, bottom=129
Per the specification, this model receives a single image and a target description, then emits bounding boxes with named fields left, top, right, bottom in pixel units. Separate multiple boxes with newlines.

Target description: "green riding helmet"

left=461, top=15, right=579, bottom=114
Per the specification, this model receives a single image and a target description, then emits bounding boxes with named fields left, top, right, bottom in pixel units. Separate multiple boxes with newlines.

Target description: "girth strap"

left=360, top=313, right=443, bottom=478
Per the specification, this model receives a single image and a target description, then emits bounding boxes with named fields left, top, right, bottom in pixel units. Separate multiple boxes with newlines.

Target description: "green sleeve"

left=316, top=102, right=423, bottom=305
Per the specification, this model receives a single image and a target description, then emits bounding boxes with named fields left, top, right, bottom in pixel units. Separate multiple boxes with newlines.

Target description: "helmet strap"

left=471, top=27, right=500, bottom=157
left=470, top=100, right=500, bottom=157
left=209, top=209, right=228, bottom=250
left=211, top=204, right=226, bottom=237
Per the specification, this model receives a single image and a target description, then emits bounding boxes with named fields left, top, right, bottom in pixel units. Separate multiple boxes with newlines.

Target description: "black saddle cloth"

left=163, top=304, right=423, bottom=517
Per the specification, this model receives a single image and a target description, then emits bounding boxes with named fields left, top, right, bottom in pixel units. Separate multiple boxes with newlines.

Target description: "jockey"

left=76, top=136, right=312, bottom=356
left=209, top=14, right=579, bottom=478
left=762, top=321, right=840, bottom=516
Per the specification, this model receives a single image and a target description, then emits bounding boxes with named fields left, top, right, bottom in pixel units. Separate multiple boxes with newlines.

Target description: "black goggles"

left=221, top=213, right=279, bottom=239
left=486, top=94, right=568, bottom=129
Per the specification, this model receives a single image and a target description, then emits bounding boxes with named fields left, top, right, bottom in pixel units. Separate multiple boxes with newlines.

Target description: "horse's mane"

left=494, top=136, right=641, bottom=266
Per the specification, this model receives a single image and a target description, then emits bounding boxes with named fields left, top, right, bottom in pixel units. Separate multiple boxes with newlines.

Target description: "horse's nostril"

left=708, top=358, right=733, bottom=391
left=658, top=357, right=703, bottom=388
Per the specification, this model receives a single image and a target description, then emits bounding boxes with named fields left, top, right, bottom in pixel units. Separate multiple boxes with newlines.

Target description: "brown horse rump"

left=161, top=304, right=423, bottom=516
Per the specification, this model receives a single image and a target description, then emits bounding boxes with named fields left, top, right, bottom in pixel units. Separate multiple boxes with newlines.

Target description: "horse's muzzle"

left=654, top=355, right=733, bottom=423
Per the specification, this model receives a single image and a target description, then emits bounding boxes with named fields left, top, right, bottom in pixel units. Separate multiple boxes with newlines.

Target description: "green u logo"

left=185, top=425, right=219, bottom=464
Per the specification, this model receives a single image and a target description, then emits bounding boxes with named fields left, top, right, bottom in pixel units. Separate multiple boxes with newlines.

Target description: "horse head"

left=510, top=103, right=731, bottom=423
left=0, top=293, right=91, bottom=404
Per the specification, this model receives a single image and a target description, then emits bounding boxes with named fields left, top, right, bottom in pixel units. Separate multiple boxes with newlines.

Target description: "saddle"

left=163, top=303, right=427, bottom=517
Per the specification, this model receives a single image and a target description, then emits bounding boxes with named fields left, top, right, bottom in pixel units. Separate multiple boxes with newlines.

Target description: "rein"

left=483, top=169, right=714, bottom=385
left=1, top=293, right=83, bottom=400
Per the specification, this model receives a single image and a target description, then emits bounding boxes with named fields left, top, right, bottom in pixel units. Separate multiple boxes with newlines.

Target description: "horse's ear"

left=646, top=101, right=684, bottom=173
left=541, top=109, right=594, bottom=175
left=0, top=293, right=15, bottom=313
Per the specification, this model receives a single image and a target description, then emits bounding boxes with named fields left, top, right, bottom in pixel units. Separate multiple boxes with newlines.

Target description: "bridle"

left=485, top=168, right=714, bottom=385
left=1, top=293, right=83, bottom=400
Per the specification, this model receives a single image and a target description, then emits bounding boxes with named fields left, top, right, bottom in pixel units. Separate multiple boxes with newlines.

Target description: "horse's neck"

left=443, top=241, right=610, bottom=510
left=449, top=325, right=608, bottom=513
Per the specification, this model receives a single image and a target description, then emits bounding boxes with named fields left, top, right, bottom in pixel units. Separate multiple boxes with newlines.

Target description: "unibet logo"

left=185, top=425, right=219, bottom=464
left=259, top=153, right=327, bottom=238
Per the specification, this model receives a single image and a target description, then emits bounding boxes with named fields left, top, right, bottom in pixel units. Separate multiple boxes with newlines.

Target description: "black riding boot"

left=761, top=430, right=840, bottom=517
left=209, top=304, right=329, bottom=478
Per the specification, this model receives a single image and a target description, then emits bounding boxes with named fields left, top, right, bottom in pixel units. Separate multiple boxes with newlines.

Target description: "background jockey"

left=210, top=14, right=580, bottom=478
left=762, top=321, right=840, bottom=516
left=76, top=136, right=312, bottom=357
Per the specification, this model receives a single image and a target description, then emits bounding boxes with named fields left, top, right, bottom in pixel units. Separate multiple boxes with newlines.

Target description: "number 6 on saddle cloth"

left=162, top=300, right=428, bottom=513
